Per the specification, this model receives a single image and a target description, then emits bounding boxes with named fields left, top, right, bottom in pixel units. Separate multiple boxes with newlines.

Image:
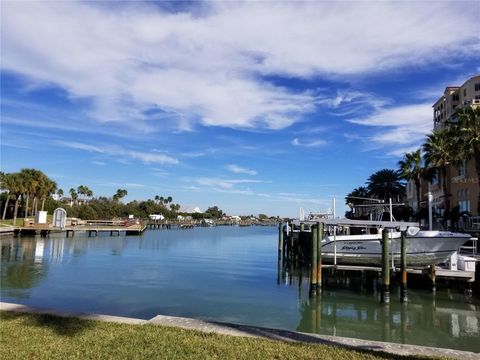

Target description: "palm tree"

left=398, top=149, right=423, bottom=212
left=166, top=196, right=173, bottom=204
left=11, top=173, right=25, bottom=226
left=69, top=188, right=78, bottom=205
left=57, top=189, right=64, bottom=198
left=113, top=189, right=128, bottom=202
left=423, top=129, right=457, bottom=219
left=366, top=169, right=405, bottom=202
left=41, top=178, right=57, bottom=211
left=1, top=172, right=16, bottom=221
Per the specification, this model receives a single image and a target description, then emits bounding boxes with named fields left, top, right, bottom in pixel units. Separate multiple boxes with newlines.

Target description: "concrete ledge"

left=0, top=302, right=146, bottom=325
left=2, top=302, right=478, bottom=359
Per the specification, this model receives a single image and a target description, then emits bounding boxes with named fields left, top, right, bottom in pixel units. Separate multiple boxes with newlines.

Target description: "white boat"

left=292, top=219, right=471, bottom=267
left=321, top=229, right=471, bottom=267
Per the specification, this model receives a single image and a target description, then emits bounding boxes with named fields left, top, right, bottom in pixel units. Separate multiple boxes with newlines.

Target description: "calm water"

left=1, top=227, right=479, bottom=352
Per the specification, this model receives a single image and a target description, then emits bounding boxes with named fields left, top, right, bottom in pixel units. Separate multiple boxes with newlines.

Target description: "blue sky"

left=1, top=1, right=479, bottom=217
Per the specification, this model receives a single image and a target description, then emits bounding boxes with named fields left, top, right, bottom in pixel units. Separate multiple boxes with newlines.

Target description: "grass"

left=0, top=311, right=444, bottom=360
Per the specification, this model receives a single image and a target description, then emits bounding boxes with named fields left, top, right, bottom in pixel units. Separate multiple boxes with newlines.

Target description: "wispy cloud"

left=195, top=177, right=265, bottom=190
left=2, top=1, right=478, bottom=131
left=225, top=164, right=257, bottom=175
left=291, top=138, right=327, bottom=148
left=347, top=102, right=433, bottom=156
left=55, top=140, right=179, bottom=165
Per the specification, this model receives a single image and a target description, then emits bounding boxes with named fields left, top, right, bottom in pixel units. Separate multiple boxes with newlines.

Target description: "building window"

left=458, top=161, right=466, bottom=177
left=464, top=88, right=467, bottom=97
left=459, top=200, right=471, bottom=213
left=475, top=83, right=480, bottom=91
left=452, top=93, right=459, bottom=101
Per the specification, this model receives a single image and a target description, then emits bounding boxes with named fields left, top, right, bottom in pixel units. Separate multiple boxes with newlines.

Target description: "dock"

left=277, top=219, right=479, bottom=302
left=13, top=219, right=147, bottom=237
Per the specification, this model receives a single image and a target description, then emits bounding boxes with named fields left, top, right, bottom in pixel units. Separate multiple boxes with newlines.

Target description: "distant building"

left=179, top=205, right=202, bottom=213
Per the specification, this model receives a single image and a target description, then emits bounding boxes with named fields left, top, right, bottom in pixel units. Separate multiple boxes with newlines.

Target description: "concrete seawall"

left=1, top=302, right=478, bottom=359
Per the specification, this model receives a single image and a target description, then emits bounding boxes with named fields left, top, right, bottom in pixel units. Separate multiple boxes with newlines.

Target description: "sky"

left=1, top=1, right=479, bottom=217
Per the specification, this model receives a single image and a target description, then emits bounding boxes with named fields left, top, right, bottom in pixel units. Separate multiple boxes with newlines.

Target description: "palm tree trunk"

left=34, top=197, right=38, bottom=215
left=2, top=194, right=10, bottom=221
left=24, top=193, right=30, bottom=218
left=415, top=180, right=421, bottom=214
left=41, top=197, right=46, bottom=211
left=442, top=167, right=450, bottom=222
left=13, top=197, right=20, bottom=226
left=475, top=149, right=480, bottom=215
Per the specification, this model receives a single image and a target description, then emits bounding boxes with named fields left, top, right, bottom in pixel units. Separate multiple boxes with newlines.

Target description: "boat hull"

left=320, top=231, right=471, bottom=267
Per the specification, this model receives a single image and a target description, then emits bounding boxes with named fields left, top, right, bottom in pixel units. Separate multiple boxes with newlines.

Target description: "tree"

left=398, top=149, right=423, bottom=212
left=423, top=129, right=456, bottom=219
left=366, top=169, right=405, bottom=202
left=205, top=206, right=224, bottom=219
left=69, top=188, right=78, bottom=204
left=113, top=189, right=128, bottom=202
left=345, top=186, right=371, bottom=218
left=77, top=185, right=93, bottom=202
left=57, top=189, right=64, bottom=197
left=1, top=172, right=16, bottom=220
left=10, top=173, right=25, bottom=226
left=166, top=196, right=173, bottom=204
left=41, top=178, right=57, bottom=211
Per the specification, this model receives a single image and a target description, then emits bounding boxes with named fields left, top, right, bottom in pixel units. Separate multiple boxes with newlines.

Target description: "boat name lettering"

left=341, top=245, right=367, bottom=251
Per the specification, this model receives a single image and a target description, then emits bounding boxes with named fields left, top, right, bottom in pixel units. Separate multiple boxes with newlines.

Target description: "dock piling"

left=429, top=264, right=436, bottom=293
left=278, top=223, right=283, bottom=254
left=400, top=230, right=408, bottom=303
left=381, top=228, right=390, bottom=304
left=316, top=222, right=323, bottom=293
left=309, top=224, right=318, bottom=296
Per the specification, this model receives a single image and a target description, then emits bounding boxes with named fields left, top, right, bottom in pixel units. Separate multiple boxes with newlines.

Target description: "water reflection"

left=282, top=261, right=480, bottom=352
left=1, top=238, right=48, bottom=297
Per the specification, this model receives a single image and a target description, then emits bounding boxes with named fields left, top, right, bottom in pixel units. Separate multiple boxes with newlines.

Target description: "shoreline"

left=1, top=301, right=478, bottom=359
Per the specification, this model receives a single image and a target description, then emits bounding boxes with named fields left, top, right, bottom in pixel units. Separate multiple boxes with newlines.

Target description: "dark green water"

left=1, top=227, right=479, bottom=352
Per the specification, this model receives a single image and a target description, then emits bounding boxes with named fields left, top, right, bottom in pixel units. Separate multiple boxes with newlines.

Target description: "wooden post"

left=278, top=223, right=283, bottom=253
left=381, top=229, right=390, bottom=304
left=401, top=230, right=408, bottom=303
left=429, top=264, right=436, bottom=293
left=316, top=222, right=323, bottom=293
left=310, top=224, right=318, bottom=296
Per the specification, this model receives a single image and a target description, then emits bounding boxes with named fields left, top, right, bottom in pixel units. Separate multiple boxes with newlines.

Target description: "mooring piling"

left=310, top=224, right=318, bottom=296
left=429, top=264, right=436, bottom=293
left=400, top=230, right=408, bottom=303
left=381, top=228, right=390, bottom=304
left=278, top=223, right=283, bottom=254
left=316, top=222, right=323, bottom=293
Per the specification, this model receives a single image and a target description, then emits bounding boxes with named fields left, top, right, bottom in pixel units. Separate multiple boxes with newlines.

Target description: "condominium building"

left=407, top=75, right=480, bottom=220
left=433, top=75, right=479, bottom=218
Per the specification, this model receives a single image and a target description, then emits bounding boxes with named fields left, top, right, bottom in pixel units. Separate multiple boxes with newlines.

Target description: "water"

left=1, top=227, right=479, bottom=352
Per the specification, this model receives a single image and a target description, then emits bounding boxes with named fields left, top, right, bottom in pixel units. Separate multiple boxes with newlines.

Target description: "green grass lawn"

left=0, top=311, right=443, bottom=360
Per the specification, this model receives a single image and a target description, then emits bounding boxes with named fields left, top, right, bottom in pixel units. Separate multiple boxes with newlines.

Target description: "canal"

left=1, top=226, right=478, bottom=352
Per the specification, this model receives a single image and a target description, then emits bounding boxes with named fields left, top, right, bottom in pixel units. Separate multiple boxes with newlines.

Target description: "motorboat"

left=289, top=219, right=471, bottom=267
left=321, top=228, right=471, bottom=267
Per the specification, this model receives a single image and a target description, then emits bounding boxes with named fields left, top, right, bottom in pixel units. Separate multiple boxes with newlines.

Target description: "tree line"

left=0, top=169, right=227, bottom=224
left=346, top=107, right=479, bottom=223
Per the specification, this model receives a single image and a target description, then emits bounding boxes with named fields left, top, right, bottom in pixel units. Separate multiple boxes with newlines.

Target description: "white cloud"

left=348, top=102, right=434, bottom=156
left=226, top=164, right=257, bottom=175
left=291, top=138, right=327, bottom=148
left=55, top=140, right=179, bottom=165
left=2, top=1, right=478, bottom=131
left=196, top=177, right=264, bottom=189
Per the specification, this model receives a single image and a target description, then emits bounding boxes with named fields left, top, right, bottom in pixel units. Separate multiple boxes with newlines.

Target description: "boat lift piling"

left=381, top=228, right=390, bottom=304
left=400, top=230, right=408, bottom=303
left=309, top=224, right=318, bottom=296
left=316, top=222, right=323, bottom=293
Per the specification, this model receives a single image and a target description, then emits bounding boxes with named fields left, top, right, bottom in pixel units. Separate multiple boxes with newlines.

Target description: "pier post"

left=310, top=224, right=318, bottom=296
left=429, top=264, right=436, bottom=293
left=316, top=222, right=323, bottom=293
left=278, top=223, right=283, bottom=254
left=381, top=229, right=390, bottom=304
left=400, top=230, right=408, bottom=303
